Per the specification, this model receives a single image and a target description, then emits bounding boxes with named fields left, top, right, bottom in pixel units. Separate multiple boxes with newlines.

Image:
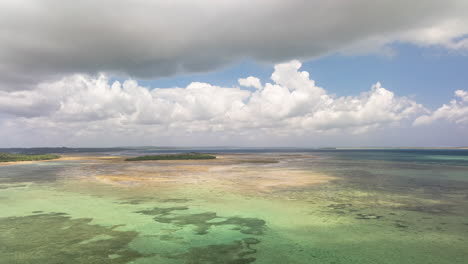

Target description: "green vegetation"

left=125, top=153, right=216, bottom=161
left=0, top=152, right=60, bottom=162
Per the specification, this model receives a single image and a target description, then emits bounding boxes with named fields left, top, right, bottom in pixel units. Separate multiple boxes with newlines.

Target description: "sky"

left=1, top=0, right=468, bottom=147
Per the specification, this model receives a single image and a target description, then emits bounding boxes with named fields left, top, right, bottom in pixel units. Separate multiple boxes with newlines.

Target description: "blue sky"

left=138, top=43, right=468, bottom=109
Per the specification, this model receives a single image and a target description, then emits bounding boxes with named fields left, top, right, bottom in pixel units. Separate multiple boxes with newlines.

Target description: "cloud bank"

left=1, top=0, right=468, bottom=90
left=414, top=90, right=468, bottom=126
left=1, top=60, right=440, bottom=146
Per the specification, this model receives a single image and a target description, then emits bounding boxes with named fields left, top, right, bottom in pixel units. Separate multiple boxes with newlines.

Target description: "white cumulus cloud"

left=239, top=77, right=262, bottom=90
left=414, top=90, right=468, bottom=126
left=0, top=60, right=430, bottom=146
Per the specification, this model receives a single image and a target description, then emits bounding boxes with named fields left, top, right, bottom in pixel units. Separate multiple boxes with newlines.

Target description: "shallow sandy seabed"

left=0, top=155, right=119, bottom=166
left=85, top=155, right=335, bottom=194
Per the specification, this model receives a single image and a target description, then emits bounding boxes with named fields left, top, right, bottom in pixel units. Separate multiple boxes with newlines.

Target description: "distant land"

left=0, top=153, right=60, bottom=162
left=125, top=153, right=216, bottom=161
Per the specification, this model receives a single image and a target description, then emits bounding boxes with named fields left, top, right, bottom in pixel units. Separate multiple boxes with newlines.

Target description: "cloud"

left=455, top=90, right=468, bottom=102
left=1, top=0, right=468, bottom=90
left=414, top=90, right=468, bottom=126
left=239, top=77, right=262, bottom=90
left=0, top=60, right=429, bottom=146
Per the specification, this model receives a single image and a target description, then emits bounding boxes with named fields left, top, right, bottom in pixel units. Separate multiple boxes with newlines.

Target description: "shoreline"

left=0, top=155, right=121, bottom=166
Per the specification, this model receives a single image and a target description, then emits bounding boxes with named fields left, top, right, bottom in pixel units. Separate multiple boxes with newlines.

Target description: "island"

left=0, top=152, right=61, bottom=162
left=125, top=153, right=216, bottom=161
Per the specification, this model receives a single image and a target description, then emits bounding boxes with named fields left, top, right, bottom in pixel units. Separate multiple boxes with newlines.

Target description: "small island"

left=0, top=153, right=61, bottom=162
left=125, top=153, right=216, bottom=161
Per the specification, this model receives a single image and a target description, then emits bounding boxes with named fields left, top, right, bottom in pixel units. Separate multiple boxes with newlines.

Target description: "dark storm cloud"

left=0, top=0, right=468, bottom=90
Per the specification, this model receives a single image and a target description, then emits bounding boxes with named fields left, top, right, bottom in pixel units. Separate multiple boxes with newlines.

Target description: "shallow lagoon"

left=1, top=150, right=468, bottom=264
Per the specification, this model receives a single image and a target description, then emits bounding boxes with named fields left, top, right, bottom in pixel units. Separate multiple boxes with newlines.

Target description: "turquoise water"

left=1, top=150, right=468, bottom=263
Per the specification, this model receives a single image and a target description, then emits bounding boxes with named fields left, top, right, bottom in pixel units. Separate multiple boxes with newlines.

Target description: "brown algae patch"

left=95, top=174, right=174, bottom=185
left=0, top=213, right=143, bottom=263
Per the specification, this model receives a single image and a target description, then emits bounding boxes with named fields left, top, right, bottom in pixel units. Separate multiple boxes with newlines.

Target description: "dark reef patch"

left=173, top=237, right=260, bottom=264
left=398, top=204, right=455, bottom=215
left=0, top=213, right=143, bottom=264
left=118, top=196, right=187, bottom=205
left=119, top=199, right=147, bottom=205
left=355, top=213, right=383, bottom=220
left=154, top=212, right=266, bottom=235
left=155, top=212, right=217, bottom=235
left=134, top=206, right=265, bottom=262
left=238, top=159, right=279, bottom=164
left=0, top=165, right=61, bottom=183
left=0, top=184, right=28, bottom=189
left=394, top=220, right=409, bottom=228
left=221, top=217, right=266, bottom=235
left=159, top=198, right=192, bottom=203
left=328, top=203, right=352, bottom=210
left=330, top=162, right=468, bottom=204
left=135, top=207, right=266, bottom=235
left=135, top=206, right=189, bottom=216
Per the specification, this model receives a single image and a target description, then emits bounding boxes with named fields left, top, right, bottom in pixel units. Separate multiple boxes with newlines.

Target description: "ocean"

left=1, top=149, right=467, bottom=263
